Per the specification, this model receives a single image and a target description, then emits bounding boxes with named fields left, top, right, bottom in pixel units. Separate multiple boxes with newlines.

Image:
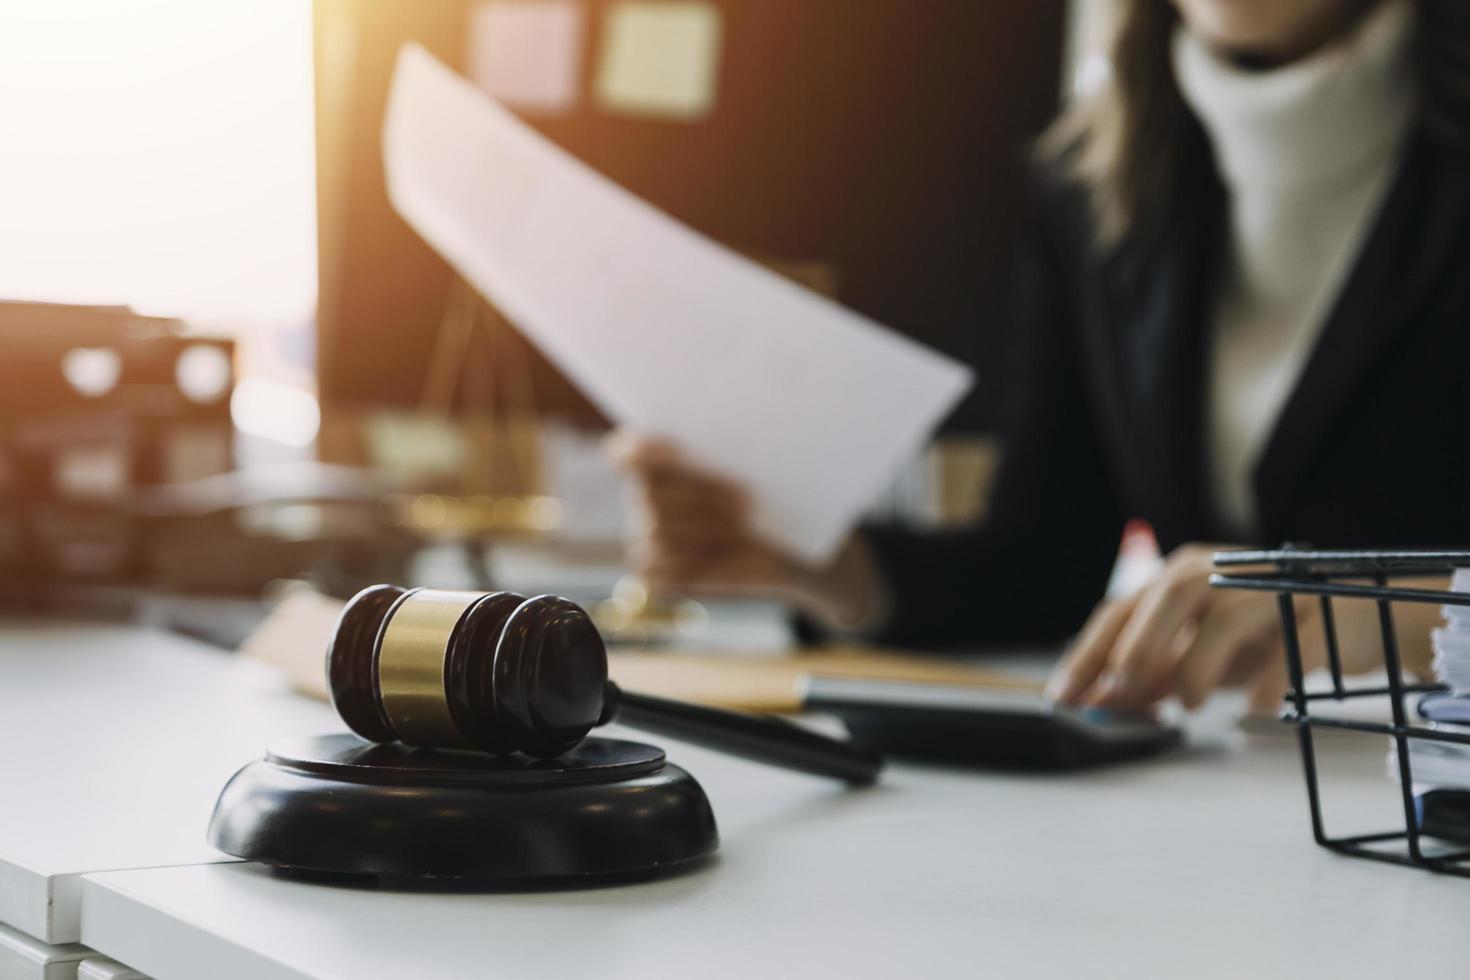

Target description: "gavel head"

left=326, top=586, right=610, bottom=758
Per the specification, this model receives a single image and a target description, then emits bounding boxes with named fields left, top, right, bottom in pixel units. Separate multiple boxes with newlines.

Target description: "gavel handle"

left=605, top=683, right=883, bottom=785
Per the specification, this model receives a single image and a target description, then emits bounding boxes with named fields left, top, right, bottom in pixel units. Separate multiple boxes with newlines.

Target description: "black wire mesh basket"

left=1211, top=547, right=1470, bottom=875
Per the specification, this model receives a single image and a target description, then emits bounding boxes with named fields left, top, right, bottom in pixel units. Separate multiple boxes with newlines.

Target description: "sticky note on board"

left=594, top=1, right=722, bottom=120
left=467, top=0, right=585, bottom=113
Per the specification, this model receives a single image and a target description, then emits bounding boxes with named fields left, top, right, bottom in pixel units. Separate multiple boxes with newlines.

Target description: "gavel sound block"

left=208, top=586, right=882, bottom=887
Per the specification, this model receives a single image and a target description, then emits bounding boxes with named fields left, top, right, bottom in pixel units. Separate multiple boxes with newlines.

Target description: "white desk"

left=1, top=621, right=1467, bottom=979
left=75, top=959, right=146, bottom=980
left=0, top=921, right=90, bottom=980
left=79, top=718, right=1470, bottom=980
left=74, top=963, right=144, bottom=980
left=0, top=623, right=338, bottom=944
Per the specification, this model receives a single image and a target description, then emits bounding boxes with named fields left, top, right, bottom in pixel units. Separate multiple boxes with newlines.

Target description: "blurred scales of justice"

left=391, top=272, right=689, bottom=641
left=0, top=3, right=1057, bottom=701
left=352, top=34, right=989, bottom=637
left=246, top=41, right=1031, bottom=707
left=309, top=0, right=1047, bottom=591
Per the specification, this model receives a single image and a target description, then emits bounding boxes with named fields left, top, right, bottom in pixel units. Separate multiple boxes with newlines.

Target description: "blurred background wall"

left=313, top=0, right=1067, bottom=436
left=0, top=0, right=1081, bottom=606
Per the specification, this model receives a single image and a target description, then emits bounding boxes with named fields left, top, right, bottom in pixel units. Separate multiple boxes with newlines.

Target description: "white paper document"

left=383, top=44, right=974, bottom=562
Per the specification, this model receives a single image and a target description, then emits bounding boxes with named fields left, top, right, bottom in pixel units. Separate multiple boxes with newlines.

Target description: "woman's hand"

left=607, top=432, right=888, bottom=630
left=1047, top=543, right=1439, bottom=713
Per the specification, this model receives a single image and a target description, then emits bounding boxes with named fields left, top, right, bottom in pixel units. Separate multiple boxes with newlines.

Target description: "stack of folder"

left=1389, top=570, right=1470, bottom=840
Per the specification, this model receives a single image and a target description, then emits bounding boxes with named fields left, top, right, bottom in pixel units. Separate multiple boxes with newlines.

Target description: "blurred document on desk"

left=383, top=44, right=973, bottom=562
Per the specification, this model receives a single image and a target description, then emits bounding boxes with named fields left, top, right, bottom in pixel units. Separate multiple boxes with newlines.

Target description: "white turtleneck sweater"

left=1171, top=0, right=1416, bottom=540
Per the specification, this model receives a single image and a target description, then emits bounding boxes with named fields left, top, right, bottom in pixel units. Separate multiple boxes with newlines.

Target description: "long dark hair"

left=1044, top=0, right=1470, bottom=250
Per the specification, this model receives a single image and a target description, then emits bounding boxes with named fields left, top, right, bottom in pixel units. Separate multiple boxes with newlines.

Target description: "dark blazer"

left=866, top=124, right=1470, bottom=649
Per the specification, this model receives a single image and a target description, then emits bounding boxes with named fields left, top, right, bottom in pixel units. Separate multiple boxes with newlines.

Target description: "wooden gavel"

left=327, top=585, right=883, bottom=784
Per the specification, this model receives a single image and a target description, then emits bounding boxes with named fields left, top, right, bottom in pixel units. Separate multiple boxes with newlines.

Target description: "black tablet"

left=802, top=676, right=1182, bottom=770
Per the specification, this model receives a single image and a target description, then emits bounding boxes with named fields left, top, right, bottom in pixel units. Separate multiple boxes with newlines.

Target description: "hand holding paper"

left=382, top=44, right=973, bottom=563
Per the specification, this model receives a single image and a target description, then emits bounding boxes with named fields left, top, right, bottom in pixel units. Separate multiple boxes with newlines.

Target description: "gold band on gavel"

left=377, top=589, right=481, bottom=747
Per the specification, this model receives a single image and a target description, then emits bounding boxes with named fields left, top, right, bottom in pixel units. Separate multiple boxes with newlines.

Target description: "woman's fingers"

left=1174, top=593, right=1283, bottom=709
left=1046, top=538, right=1386, bottom=712
left=611, top=433, right=745, bottom=507
left=632, top=509, right=744, bottom=569
left=636, top=531, right=787, bottom=593
left=606, top=431, right=683, bottom=472
left=616, top=436, right=750, bottom=527
left=1246, top=648, right=1291, bottom=714
left=614, top=431, right=750, bottom=541
left=1050, top=544, right=1293, bottom=710
left=1048, top=595, right=1139, bottom=704
left=609, top=429, right=790, bottom=597
left=1083, top=546, right=1218, bottom=707
left=637, top=476, right=747, bottom=525
left=1098, top=574, right=1211, bottom=706
left=635, top=477, right=749, bottom=569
